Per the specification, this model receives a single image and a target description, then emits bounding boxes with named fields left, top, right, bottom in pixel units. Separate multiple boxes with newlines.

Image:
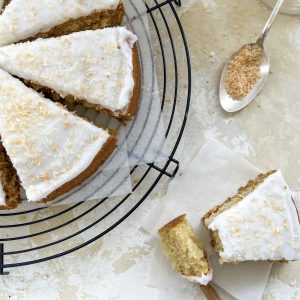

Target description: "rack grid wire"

left=0, top=0, right=191, bottom=274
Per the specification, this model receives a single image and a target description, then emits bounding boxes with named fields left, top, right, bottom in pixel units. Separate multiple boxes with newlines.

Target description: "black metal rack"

left=0, top=0, right=191, bottom=274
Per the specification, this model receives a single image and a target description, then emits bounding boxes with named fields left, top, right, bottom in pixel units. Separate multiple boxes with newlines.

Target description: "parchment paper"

left=123, top=0, right=169, bottom=166
left=143, top=140, right=275, bottom=300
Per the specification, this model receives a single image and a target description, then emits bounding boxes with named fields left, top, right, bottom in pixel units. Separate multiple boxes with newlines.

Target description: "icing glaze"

left=0, top=27, right=137, bottom=113
left=0, top=69, right=110, bottom=202
left=182, top=269, right=213, bottom=286
left=208, top=170, right=300, bottom=262
left=0, top=0, right=122, bottom=46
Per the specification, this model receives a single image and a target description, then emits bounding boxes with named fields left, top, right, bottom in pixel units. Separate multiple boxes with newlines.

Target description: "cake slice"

left=202, top=170, right=300, bottom=264
left=0, top=27, right=141, bottom=123
left=0, top=1, right=5, bottom=11
left=0, top=141, right=21, bottom=209
left=0, top=69, right=116, bottom=203
left=158, top=214, right=213, bottom=285
left=0, top=0, right=124, bottom=46
left=0, top=0, right=9, bottom=11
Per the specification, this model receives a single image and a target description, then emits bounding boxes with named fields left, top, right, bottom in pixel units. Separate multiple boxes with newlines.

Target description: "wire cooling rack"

left=0, top=0, right=191, bottom=274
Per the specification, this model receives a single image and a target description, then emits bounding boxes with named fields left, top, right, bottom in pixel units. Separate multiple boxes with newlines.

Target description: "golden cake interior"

left=158, top=214, right=210, bottom=277
left=202, top=170, right=276, bottom=258
left=0, top=142, right=21, bottom=209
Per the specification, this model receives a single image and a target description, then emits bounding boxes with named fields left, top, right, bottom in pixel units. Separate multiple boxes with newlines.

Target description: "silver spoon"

left=219, top=0, right=285, bottom=112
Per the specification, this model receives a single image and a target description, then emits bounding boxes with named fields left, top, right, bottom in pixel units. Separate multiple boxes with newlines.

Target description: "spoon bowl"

left=219, top=0, right=284, bottom=112
left=220, top=44, right=270, bottom=113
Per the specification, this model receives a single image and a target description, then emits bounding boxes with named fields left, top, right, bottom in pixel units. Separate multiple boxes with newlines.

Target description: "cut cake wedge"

left=0, top=0, right=124, bottom=46
left=0, top=27, right=141, bottom=122
left=202, top=170, right=300, bottom=264
left=158, top=214, right=213, bottom=285
left=0, top=69, right=116, bottom=203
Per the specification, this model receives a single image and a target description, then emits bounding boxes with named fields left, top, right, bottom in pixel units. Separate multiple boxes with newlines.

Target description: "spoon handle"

left=257, top=0, right=285, bottom=46
left=200, top=284, right=221, bottom=300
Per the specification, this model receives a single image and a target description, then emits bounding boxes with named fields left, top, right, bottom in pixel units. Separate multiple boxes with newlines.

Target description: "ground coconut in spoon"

left=225, top=44, right=263, bottom=100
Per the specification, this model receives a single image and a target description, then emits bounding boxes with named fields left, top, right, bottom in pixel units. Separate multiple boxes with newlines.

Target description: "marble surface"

left=1, top=0, right=300, bottom=299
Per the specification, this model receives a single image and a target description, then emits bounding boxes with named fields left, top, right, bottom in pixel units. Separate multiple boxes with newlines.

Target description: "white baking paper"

left=144, top=140, right=273, bottom=300
left=123, top=0, right=169, bottom=166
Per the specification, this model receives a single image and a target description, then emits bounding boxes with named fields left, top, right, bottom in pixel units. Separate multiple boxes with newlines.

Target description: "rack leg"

left=173, top=0, right=182, bottom=6
left=150, top=158, right=180, bottom=178
left=0, top=244, right=9, bottom=275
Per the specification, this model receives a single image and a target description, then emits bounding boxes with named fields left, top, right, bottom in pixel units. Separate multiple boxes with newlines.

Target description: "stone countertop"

left=0, top=0, right=300, bottom=299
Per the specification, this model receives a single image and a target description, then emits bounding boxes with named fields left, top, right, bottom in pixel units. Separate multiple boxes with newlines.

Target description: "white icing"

left=0, top=27, right=137, bottom=113
left=208, top=170, right=300, bottom=262
left=182, top=269, right=213, bottom=286
left=0, top=69, right=110, bottom=202
left=0, top=181, right=6, bottom=206
left=0, top=0, right=122, bottom=46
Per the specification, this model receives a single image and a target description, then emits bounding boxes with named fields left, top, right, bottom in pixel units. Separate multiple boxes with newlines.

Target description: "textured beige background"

left=0, top=0, right=300, bottom=299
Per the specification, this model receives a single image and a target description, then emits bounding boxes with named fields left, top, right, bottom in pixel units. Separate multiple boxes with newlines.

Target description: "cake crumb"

left=225, top=44, right=263, bottom=100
